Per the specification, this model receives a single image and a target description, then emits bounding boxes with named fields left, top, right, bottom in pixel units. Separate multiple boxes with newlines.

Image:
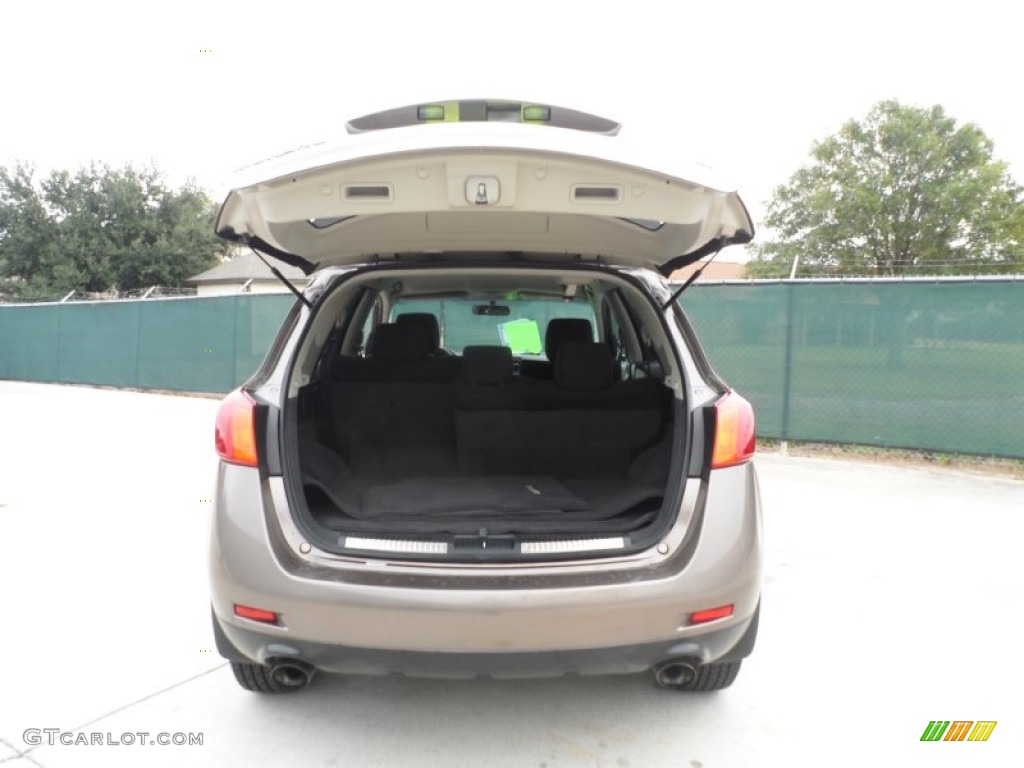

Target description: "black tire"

left=231, top=661, right=309, bottom=693
left=689, top=660, right=741, bottom=691
left=654, top=660, right=742, bottom=692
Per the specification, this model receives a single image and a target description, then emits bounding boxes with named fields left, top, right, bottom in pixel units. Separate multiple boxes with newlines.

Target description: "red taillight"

left=690, top=604, right=734, bottom=624
left=215, top=389, right=258, bottom=467
left=233, top=604, right=278, bottom=623
left=711, top=391, right=756, bottom=469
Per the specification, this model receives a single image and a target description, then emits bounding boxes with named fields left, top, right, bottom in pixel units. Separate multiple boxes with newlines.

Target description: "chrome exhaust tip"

left=268, top=659, right=315, bottom=690
left=653, top=660, right=698, bottom=688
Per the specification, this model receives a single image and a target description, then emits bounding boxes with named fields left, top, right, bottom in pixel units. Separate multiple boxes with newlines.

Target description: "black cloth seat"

left=370, top=322, right=431, bottom=359
left=328, top=323, right=460, bottom=474
left=332, top=323, right=460, bottom=383
left=460, top=345, right=514, bottom=385
left=396, top=313, right=445, bottom=354
left=456, top=345, right=530, bottom=412
left=518, top=317, right=594, bottom=380
left=456, top=342, right=670, bottom=476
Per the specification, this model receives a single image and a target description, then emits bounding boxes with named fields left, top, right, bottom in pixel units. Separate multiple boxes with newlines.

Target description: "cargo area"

left=295, top=319, right=676, bottom=536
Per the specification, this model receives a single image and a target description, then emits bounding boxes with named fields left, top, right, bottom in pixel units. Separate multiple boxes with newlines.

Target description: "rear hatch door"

left=215, top=101, right=754, bottom=276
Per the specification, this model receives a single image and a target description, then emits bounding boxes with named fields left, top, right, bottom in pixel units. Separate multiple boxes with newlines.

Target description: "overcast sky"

left=3, top=0, right=1021, bottom=259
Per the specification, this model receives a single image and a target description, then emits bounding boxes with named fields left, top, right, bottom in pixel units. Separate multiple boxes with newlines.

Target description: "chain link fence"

left=681, top=277, right=1024, bottom=458
left=0, top=286, right=200, bottom=304
left=1, top=278, right=1021, bottom=457
left=0, top=293, right=295, bottom=393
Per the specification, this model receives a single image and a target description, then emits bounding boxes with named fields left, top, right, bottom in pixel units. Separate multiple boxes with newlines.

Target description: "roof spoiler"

left=346, top=100, right=622, bottom=136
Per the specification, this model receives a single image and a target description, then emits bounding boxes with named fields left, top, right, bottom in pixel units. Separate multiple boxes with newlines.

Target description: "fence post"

left=780, top=281, right=796, bottom=448
left=232, top=296, right=241, bottom=391
left=134, top=301, right=143, bottom=388
left=55, top=302, right=64, bottom=383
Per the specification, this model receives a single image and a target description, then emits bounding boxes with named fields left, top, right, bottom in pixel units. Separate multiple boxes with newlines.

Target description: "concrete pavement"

left=0, top=382, right=1020, bottom=767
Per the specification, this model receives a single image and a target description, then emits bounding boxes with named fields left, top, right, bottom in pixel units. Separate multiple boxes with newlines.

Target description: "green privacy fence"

left=0, top=294, right=296, bottom=393
left=1, top=280, right=1022, bottom=457
left=681, top=279, right=1024, bottom=458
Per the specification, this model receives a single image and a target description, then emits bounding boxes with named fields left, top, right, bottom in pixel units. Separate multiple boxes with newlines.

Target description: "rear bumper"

left=213, top=603, right=759, bottom=678
left=209, top=461, right=762, bottom=668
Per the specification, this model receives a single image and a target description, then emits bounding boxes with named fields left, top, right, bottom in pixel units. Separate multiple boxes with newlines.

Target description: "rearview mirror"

left=472, top=303, right=511, bottom=316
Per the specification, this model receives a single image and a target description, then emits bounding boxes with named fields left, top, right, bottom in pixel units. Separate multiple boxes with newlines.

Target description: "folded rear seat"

left=455, top=345, right=523, bottom=409
left=456, top=342, right=670, bottom=476
left=330, top=323, right=461, bottom=475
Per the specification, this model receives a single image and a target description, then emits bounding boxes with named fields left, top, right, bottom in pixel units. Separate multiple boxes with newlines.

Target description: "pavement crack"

left=18, top=663, right=227, bottom=757
left=0, top=736, right=45, bottom=767
left=70, top=663, right=229, bottom=733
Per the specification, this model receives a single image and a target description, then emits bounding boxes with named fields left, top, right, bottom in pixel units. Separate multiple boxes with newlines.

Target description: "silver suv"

left=209, top=100, right=762, bottom=694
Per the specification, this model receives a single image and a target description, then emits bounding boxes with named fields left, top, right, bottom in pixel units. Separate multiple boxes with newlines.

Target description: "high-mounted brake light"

left=417, top=104, right=447, bottom=121
left=522, top=105, right=551, bottom=122
left=346, top=100, right=620, bottom=135
left=215, top=389, right=258, bottom=467
left=711, top=391, right=756, bottom=469
left=233, top=604, right=278, bottom=624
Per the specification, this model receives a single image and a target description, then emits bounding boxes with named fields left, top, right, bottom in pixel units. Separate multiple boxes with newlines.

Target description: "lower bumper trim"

left=213, top=604, right=759, bottom=679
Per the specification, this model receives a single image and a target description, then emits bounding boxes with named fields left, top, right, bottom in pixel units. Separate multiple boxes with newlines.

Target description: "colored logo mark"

left=920, top=720, right=997, bottom=742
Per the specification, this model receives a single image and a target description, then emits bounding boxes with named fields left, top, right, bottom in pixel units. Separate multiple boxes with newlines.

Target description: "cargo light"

left=234, top=604, right=278, bottom=624
left=215, top=389, right=258, bottom=467
left=711, top=391, right=756, bottom=469
left=690, top=604, right=734, bottom=624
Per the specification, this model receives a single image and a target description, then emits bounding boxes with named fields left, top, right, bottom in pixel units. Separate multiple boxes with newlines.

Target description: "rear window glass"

left=392, top=297, right=595, bottom=356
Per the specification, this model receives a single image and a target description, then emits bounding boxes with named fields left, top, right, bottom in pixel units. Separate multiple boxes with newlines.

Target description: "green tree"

left=750, top=100, right=1024, bottom=277
left=0, top=163, right=226, bottom=298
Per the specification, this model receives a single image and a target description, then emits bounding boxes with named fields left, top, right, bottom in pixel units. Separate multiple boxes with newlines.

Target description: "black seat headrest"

left=554, top=342, right=615, bottom=392
left=461, top=346, right=513, bottom=385
left=396, top=313, right=441, bottom=352
left=544, top=318, right=593, bottom=361
left=368, top=323, right=431, bottom=360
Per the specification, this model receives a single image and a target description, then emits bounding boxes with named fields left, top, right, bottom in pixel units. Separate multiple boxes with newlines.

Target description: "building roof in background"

left=187, top=251, right=308, bottom=285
